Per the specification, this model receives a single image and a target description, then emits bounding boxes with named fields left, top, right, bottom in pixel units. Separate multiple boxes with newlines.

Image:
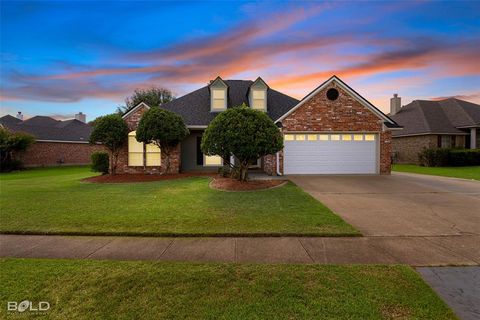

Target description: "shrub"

left=418, top=148, right=480, bottom=167
left=89, top=114, right=129, bottom=175
left=202, top=104, right=283, bottom=181
left=91, top=152, right=109, bottom=174
left=0, top=128, right=35, bottom=172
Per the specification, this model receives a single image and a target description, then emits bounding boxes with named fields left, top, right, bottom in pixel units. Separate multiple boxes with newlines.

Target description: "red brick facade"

left=117, top=103, right=181, bottom=174
left=263, top=81, right=392, bottom=175
left=19, top=141, right=104, bottom=167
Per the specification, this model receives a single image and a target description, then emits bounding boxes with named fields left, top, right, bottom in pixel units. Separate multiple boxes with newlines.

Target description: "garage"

left=283, top=133, right=378, bottom=174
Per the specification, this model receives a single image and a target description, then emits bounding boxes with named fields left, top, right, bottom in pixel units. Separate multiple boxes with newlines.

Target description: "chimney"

left=16, top=111, right=23, bottom=120
left=75, top=112, right=86, bottom=123
left=390, top=94, right=401, bottom=115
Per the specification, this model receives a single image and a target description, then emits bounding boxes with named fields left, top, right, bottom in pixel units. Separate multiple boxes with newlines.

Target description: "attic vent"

left=326, top=88, right=339, bottom=101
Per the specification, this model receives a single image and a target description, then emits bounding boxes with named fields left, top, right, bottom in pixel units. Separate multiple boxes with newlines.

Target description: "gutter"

left=276, top=152, right=283, bottom=176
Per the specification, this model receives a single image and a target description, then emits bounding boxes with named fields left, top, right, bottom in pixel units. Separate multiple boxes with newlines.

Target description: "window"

left=319, top=134, right=329, bottom=141
left=342, top=134, right=352, bottom=141
left=204, top=155, right=223, bottom=166
left=330, top=134, right=340, bottom=141
left=128, top=131, right=143, bottom=166
left=146, top=143, right=161, bottom=166
left=295, top=134, right=306, bottom=141
left=251, top=90, right=266, bottom=110
left=439, top=135, right=456, bottom=148
left=364, top=134, right=375, bottom=141
left=353, top=134, right=363, bottom=141
left=307, top=134, right=317, bottom=141
left=211, top=88, right=226, bottom=111
left=284, top=134, right=295, bottom=141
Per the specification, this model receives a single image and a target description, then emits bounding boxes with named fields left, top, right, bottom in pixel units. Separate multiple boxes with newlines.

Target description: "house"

left=389, top=95, right=480, bottom=163
left=118, top=75, right=401, bottom=175
left=0, top=112, right=103, bottom=167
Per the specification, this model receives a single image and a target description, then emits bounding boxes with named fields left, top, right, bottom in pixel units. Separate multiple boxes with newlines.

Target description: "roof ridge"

left=449, top=98, right=475, bottom=124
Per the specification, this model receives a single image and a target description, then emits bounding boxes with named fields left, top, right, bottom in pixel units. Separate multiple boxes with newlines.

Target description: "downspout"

left=276, top=152, right=283, bottom=176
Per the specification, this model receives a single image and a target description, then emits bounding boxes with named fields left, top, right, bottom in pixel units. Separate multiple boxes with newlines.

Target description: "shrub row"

left=418, top=148, right=480, bottom=167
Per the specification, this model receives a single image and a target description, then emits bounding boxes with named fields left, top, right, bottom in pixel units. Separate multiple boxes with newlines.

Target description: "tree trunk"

left=238, top=162, right=249, bottom=182
left=163, top=147, right=170, bottom=174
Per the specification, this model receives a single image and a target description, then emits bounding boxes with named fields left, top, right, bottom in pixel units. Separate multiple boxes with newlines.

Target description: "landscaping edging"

left=209, top=178, right=288, bottom=192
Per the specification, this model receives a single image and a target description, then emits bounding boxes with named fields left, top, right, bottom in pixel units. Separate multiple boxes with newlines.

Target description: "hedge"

left=91, top=151, right=109, bottom=174
left=418, top=148, right=480, bottom=167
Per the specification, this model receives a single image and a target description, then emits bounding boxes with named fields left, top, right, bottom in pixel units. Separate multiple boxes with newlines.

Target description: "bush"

left=0, top=128, right=35, bottom=172
left=418, top=148, right=480, bottom=167
left=91, top=152, right=109, bottom=174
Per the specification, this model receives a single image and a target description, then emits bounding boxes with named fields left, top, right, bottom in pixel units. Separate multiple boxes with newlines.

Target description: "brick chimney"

left=390, top=94, right=401, bottom=115
left=75, top=112, right=86, bottom=123
left=16, top=111, right=23, bottom=120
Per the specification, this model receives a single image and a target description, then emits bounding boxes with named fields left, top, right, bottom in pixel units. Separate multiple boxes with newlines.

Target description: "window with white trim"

left=128, top=131, right=161, bottom=167
left=204, top=155, right=223, bottom=166
left=251, top=89, right=266, bottom=111
left=211, top=88, right=226, bottom=111
left=146, top=143, right=161, bottom=166
left=128, top=131, right=143, bottom=166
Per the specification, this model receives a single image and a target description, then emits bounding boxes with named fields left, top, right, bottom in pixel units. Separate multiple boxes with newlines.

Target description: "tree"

left=0, top=128, right=35, bottom=171
left=136, top=107, right=189, bottom=173
left=201, top=104, right=283, bottom=181
left=89, top=114, right=129, bottom=175
left=117, top=87, right=175, bottom=115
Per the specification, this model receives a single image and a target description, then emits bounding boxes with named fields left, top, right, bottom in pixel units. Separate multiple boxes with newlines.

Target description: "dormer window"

left=249, top=77, right=268, bottom=112
left=211, top=88, right=226, bottom=111
left=251, top=90, right=266, bottom=110
left=210, top=76, right=228, bottom=112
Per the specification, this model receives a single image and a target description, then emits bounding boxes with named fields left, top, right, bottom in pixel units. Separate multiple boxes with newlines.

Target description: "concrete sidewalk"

left=1, top=234, right=478, bottom=266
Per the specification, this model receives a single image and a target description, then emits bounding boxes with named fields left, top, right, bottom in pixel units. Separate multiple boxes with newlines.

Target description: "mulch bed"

left=82, top=172, right=216, bottom=183
left=210, top=177, right=287, bottom=191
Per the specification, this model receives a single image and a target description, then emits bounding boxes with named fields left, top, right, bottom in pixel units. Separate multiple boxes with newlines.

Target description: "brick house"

left=119, top=75, right=401, bottom=175
left=0, top=113, right=103, bottom=167
left=389, top=95, right=480, bottom=164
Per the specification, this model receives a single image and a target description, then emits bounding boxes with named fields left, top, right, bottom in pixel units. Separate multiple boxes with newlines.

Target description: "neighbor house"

left=0, top=112, right=103, bottom=167
left=118, top=75, right=401, bottom=175
left=389, top=95, right=480, bottom=163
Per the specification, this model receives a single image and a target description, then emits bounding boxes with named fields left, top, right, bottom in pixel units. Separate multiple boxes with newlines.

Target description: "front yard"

left=393, top=164, right=480, bottom=181
left=0, top=166, right=358, bottom=236
left=0, top=258, right=456, bottom=320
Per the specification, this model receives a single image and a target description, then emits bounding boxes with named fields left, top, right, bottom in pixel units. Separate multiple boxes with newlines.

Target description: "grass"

left=0, top=166, right=358, bottom=236
left=0, top=258, right=456, bottom=320
left=393, top=164, right=480, bottom=181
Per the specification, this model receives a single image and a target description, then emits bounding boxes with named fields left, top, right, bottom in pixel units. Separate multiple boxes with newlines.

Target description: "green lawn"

left=0, top=258, right=456, bottom=320
left=393, top=164, right=480, bottom=180
left=0, top=166, right=358, bottom=236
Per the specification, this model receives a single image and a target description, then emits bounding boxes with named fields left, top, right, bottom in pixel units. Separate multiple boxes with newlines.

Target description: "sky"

left=1, top=1, right=479, bottom=122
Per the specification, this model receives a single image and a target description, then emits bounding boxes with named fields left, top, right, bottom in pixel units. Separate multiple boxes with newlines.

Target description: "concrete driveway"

left=289, top=172, right=480, bottom=237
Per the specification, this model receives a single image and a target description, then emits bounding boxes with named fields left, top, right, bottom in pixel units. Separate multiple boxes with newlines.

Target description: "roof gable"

left=276, top=75, right=398, bottom=126
left=122, top=102, right=150, bottom=119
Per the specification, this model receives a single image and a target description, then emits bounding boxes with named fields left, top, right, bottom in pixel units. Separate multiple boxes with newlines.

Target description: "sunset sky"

left=1, top=1, right=479, bottom=122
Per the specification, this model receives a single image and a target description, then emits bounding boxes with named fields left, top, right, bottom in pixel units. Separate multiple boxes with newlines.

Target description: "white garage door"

left=284, top=133, right=378, bottom=174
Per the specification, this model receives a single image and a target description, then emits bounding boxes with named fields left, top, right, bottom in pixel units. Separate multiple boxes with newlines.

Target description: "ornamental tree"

left=89, top=114, right=129, bottom=175
left=0, top=128, right=35, bottom=171
left=201, top=104, right=283, bottom=181
left=135, top=107, right=189, bottom=173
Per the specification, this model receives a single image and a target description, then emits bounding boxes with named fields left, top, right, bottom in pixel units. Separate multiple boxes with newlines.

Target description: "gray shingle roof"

left=159, top=80, right=299, bottom=126
left=0, top=115, right=92, bottom=142
left=390, top=98, right=480, bottom=137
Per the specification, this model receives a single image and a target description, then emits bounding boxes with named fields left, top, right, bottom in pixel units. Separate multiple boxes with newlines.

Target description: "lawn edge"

left=0, top=230, right=361, bottom=237
left=392, top=170, right=480, bottom=182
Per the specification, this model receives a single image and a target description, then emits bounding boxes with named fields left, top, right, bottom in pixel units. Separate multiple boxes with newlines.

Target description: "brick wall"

left=19, top=141, right=104, bottom=167
left=267, top=81, right=392, bottom=175
left=117, top=104, right=181, bottom=174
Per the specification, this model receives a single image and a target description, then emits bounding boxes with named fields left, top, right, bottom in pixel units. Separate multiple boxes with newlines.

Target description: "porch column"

left=471, top=128, right=477, bottom=149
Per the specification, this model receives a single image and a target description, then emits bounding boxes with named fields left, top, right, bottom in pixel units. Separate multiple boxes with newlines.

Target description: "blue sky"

left=1, top=1, right=479, bottom=121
